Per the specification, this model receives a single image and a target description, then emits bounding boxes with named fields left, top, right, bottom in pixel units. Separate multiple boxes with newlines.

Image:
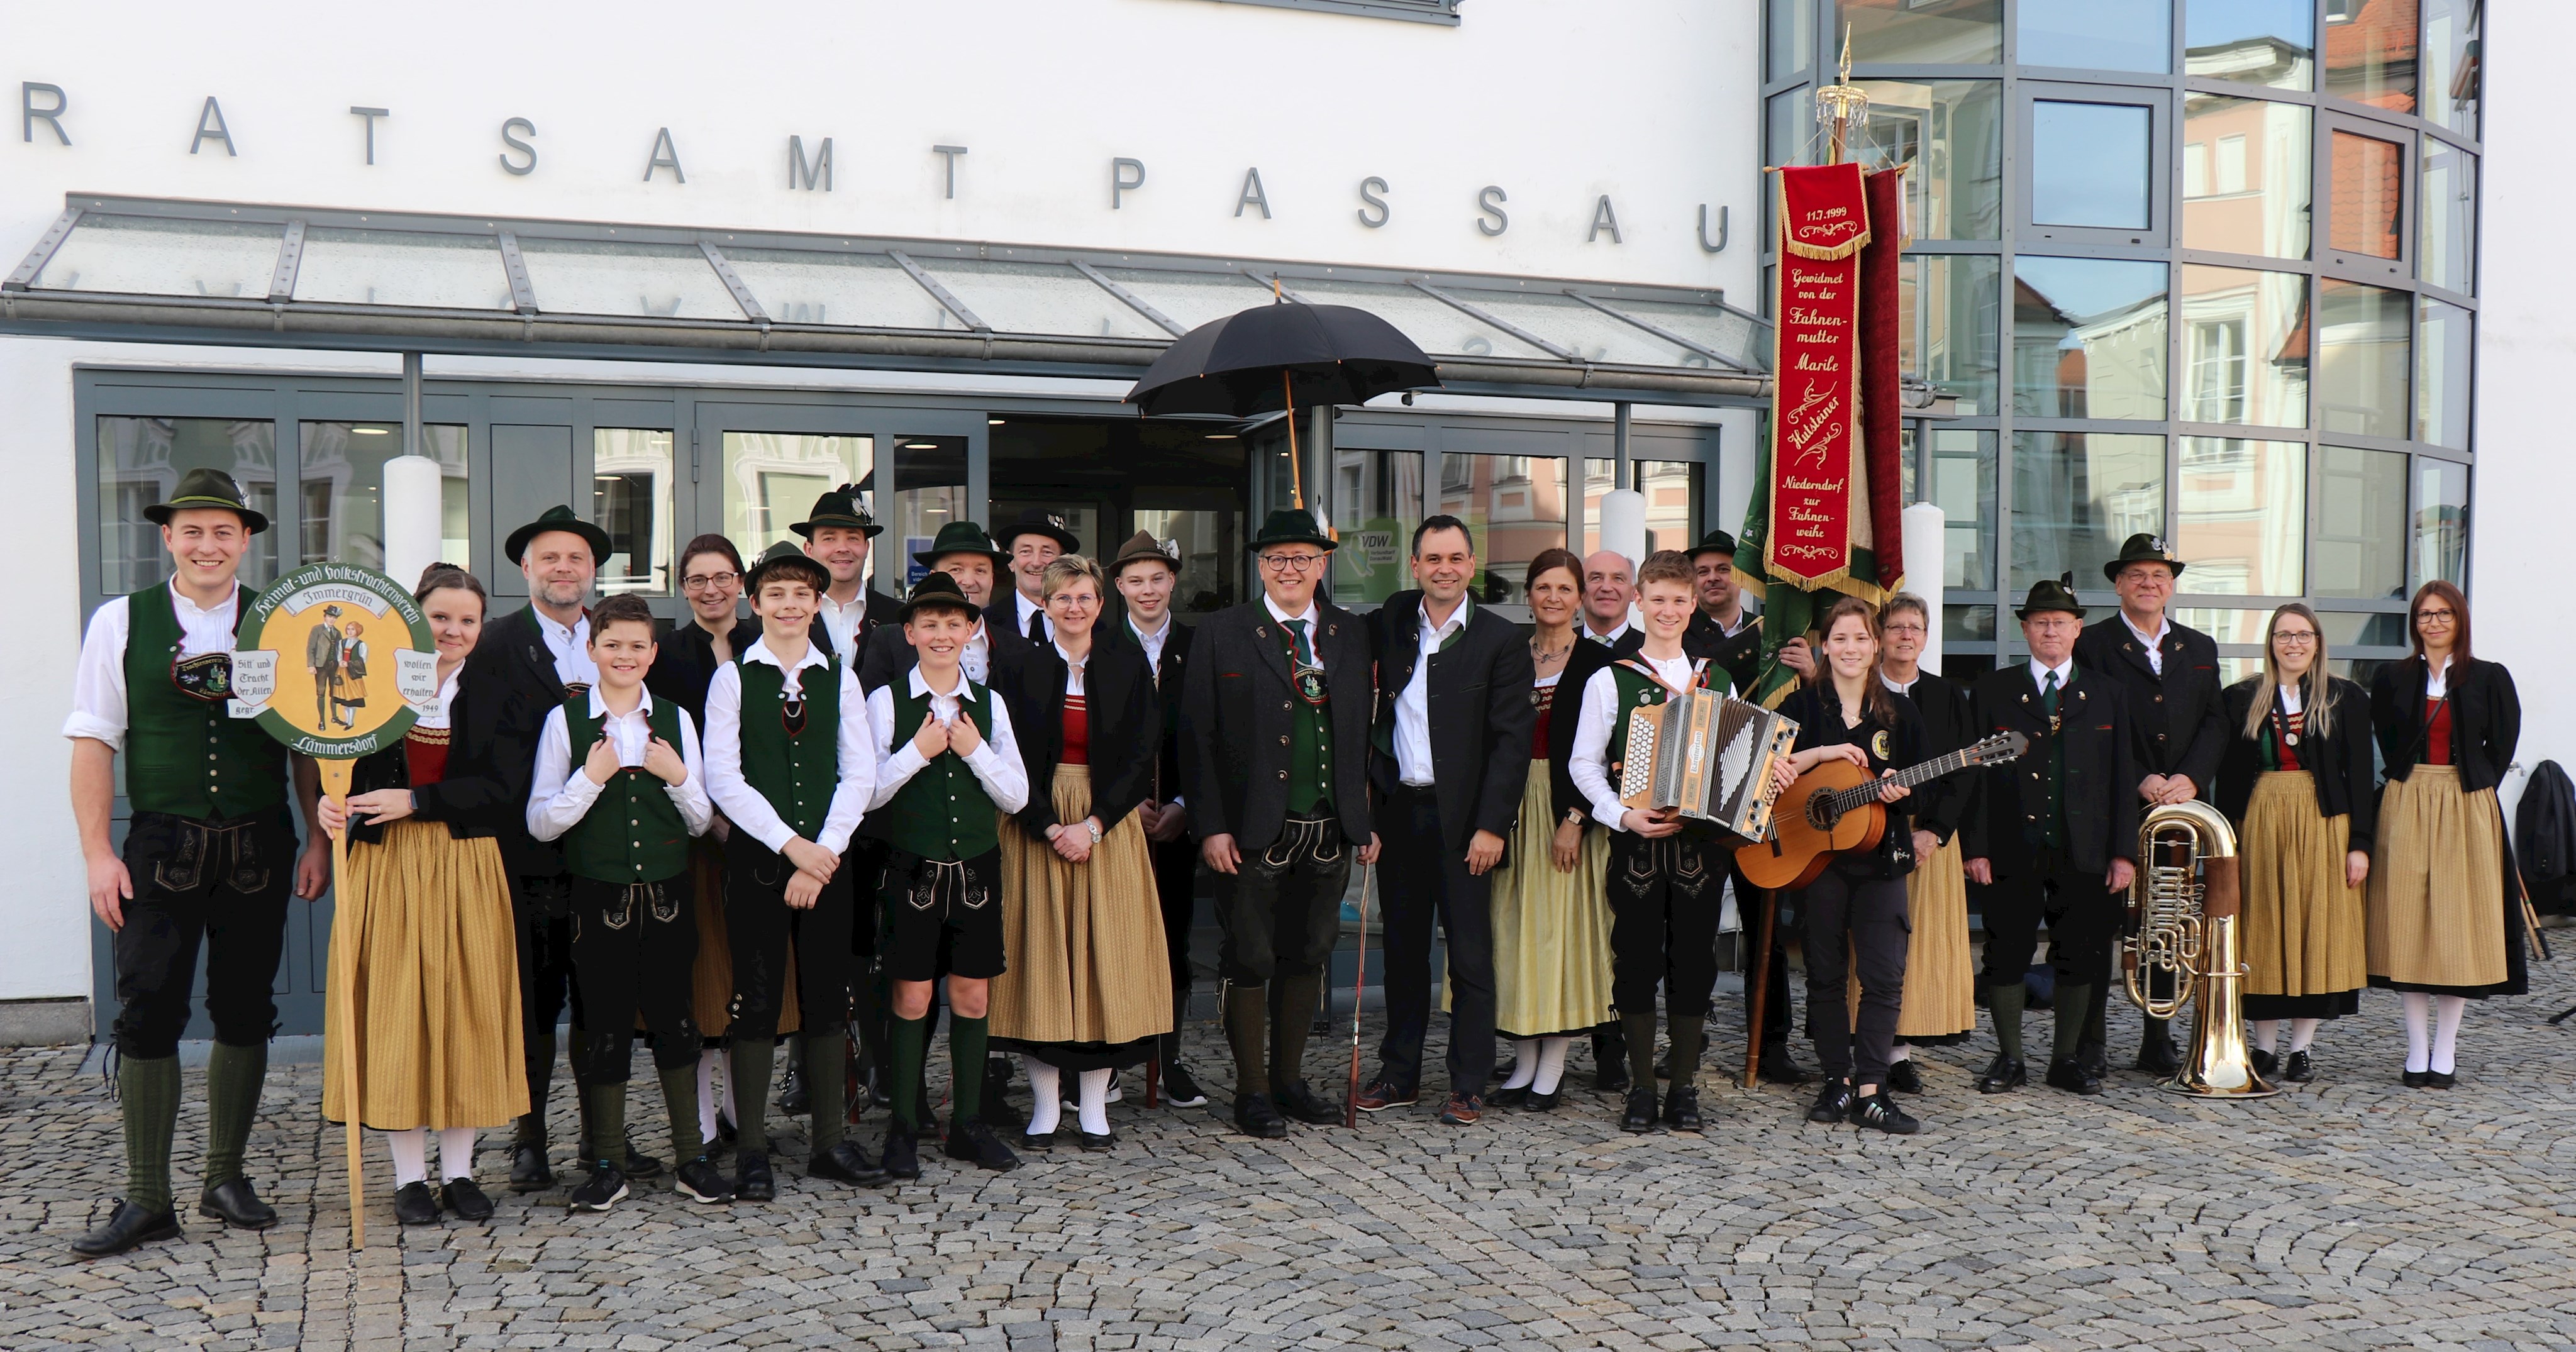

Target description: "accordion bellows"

left=1618, top=689, right=1801, bottom=843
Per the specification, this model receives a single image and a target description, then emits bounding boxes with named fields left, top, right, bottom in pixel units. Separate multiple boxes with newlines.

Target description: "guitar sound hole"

left=1806, top=794, right=1840, bottom=832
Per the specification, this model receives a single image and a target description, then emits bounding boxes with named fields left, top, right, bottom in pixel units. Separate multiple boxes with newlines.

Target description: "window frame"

left=2017, top=80, right=2177, bottom=251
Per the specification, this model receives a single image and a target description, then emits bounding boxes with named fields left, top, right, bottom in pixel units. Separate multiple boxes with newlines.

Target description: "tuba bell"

left=2121, top=799, right=2277, bottom=1098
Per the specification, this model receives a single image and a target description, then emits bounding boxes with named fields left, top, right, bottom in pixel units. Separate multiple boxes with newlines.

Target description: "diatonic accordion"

left=1616, top=688, right=1801, bottom=843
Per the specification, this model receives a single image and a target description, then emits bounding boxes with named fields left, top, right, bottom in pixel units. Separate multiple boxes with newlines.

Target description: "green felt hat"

left=744, top=539, right=830, bottom=594
left=1247, top=507, right=1336, bottom=553
left=504, top=505, right=613, bottom=567
left=790, top=484, right=882, bottom=540
left=911, top=521, right=1009, bottom=568
left=2014, top=573, right=2087, bottom=621
left=1684, top=528, right=1739, bottom=560
left=996, top=507, right=1080, bottom=555
left=896, top=570, right=981, bottom=624
left=2102, top=531, right=2184, bottom=582
left=145, top=467, right=269, bottom=535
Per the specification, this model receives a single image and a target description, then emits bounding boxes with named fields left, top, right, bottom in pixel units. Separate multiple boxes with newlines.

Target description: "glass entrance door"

left=694, top=402, right=987, bottom=606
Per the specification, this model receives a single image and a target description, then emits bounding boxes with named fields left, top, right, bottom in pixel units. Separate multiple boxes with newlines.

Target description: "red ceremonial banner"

left=1859, top=167, right=1907, bottom=591
left=1767, top=163, right=1870, bottom=592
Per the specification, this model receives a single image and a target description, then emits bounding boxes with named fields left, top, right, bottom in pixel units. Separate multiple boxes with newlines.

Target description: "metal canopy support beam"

left=1565, top=290, right=1754, bottom=372
left=1614, top=401, right=1632, bottom=484
left=268, top=220, right=307, bottom=304
left=1071, top=259, right=1187, bottom=337
left=1411, top=280, right=1577, bottom=361
left=402, top=350, right=423, bottom=461
left=3, top=208, right=82, bottom=292
left=889, top=250, right=989, bottom=331
left=494, top=232, right=538, bottom=314
left=698, top=242, right=770, bottom=324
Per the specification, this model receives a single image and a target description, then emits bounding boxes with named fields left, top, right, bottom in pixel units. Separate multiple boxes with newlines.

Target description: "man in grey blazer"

left=1181, top=508, right=1380, bottom=1140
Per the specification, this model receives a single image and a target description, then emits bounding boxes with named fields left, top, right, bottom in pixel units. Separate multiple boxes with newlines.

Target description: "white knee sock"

left=2401, top=991, right=2432, bottom=1073
left=2289, top=1018, right=2319, bottom=1053
left=1532, top=1037, right=1572, bottom=1095
left=2431, top=995, right=2467, bottom=1074
left=387, top=1128, right=429, bottom=1188
left=2251, top=1019, right=2280, bottom=1055
left=1501, top=1038, right=1539, bottom=1091
left=1077, top=1068, right=1114, bottom=1136
left=1023, top=1057, right=1063, bottom=1135
left=436, top=1128, right=477, bottom=1182
left=697, top=1048, right=723, bottom=1142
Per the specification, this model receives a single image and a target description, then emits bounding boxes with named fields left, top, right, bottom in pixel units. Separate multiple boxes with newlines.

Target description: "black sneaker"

left=1233, top=1092, right=1289, bottom=1139
left=2282, top=1049, right=2315, bottom=1083
left=438, top=1178, right=494, bottom=1221
left=1161, top=1059, right=1209, bottom=1109
left=808, top=1139, right=887, bottom=1185
left=508, top=1139, right=553, bottom=1194
left=733, top=1148, right=775, bottom=1203
left=1806, top=1077, right=1855, bottom=1124
left=70, top=1200, right=180, bottom=1259
left=882, top=1128, right=921, bottom=1180
left=1850, top=1089, right=1921, bottom=1135
left=1883, top=1059, right=1924, bottom=1094
left=1661, top=1085, right=1704, bottom=1133
left=392, top=1182, right=441, bottom=1226
left=1620, top=1087, right=1660, bottom=1134
left=566, top=1161, right=628, bottom=1213
left=944, top=1118, right=1021, bottom=1172
left=674, top=1155, right=735, bottom=1204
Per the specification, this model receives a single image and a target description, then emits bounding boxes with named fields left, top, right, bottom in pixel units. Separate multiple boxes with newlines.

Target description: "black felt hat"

left=2014, top=573, right=2087, bottom=620
left=1684, top=528, right=1740, bottom=560
left=896, top=570, right=982, bottom=624
left=790, top=484, right=882, bottom=540
left=145, top=467, right=270, bottom=535
left=504, top=505, right=614, bottom=567
left=996, top=507, right=1080, bottom=555
left=910, top=521, right=1009, bottom=568
left=744, top=540, right=830, bottom=594
left=2102, top=531, right=2185, bottom=582
left=1246, top=507, right=1336, bottom=553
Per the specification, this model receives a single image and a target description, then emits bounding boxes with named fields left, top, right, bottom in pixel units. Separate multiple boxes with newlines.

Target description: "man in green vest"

left=526, top=594, right=726, bottom=1212
left=704, top=542, right=884, bottom=1202
left=64, top=467, right=331, bottom=1258
left=863, top=571, right=1031, bottom=1178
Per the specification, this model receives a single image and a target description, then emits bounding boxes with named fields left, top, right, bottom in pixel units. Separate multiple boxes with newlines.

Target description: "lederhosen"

left=111, top=583, right=297, bottom=1058
left=1213, top=622, right=1348, bottom=986
left=726, top=650, right=859, bottom=1037
left=873, top=675, right=1008, bottom=985
left=1599, top=658, right=1721, bottom=1022
left=558, top=695, right=699, bottom=1080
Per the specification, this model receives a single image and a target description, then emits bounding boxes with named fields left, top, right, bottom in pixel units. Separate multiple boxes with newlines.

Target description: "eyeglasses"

left=2272, top=631, right=2319, bottom=646
left=2418, top=608, right=2457, bottom=622
left=1258, top=552, right=1327, bottom=573
left=1882, top=623, right=1926, bottom=637
left=682, top=571, right=739, bottom=592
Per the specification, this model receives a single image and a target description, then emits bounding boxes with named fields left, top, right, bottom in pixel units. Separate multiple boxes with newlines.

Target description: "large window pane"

left=2032, top=101, right=2154, bottom=229
left=1844, top=0, right=2002, bottom=64
left=1132, top=499, right=1242, bottom=616
left=2180, top=265, right=2309, bottom=428
left=2414, top=458, right=2468, bottom=588
left=2011, top=431, right=2165, bottom=589
left=298, top=422, right=469, bottom=571
left=2420, top=141, right=2477, bottom=296
left=723, top=433, right=873, bottom=561
left=2014, top=257, right=2168, bottom=419
left=96, top=418, right=281, bottom=596
left=2176, top=437, right=2304, bottom=595
left=1767, top=0, right=1813, bottom=80
left=2018, top=0, right=2170, bottom=72
left=2323, top=0, right=2418, bottom=115
left=1902, top=254, right=2003, bottom=415
left=1929, top=428, right=1998, bottom=589
left=2328, top=130, right=2404, bottom=260
left=2181, top=94, right=2311, bottom=260
left=592, top=429, right=674, bottom=596
left=1855, top=80, right=2004, bottom=240
left=1432, top=453, right=1568, bottom=604
left=892, top=436, right=969, bottom=588
left=1635, top=460, right=1702, bottom=557
left=2185, top=0, right=2314, bottom=90
left=2315, top=445, right=2408, bottom=599
left=2416, top=297, right=2472, bottom=450
left=2423, top=0, right=2481, bottom=138
left=1330, top=449, right=1423, bottom=606
left=2316, top=280, right=2411, bottom=439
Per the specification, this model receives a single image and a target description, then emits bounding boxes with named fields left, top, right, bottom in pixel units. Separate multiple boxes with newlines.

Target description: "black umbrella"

left=1125, top=289, right=1440, bottom=509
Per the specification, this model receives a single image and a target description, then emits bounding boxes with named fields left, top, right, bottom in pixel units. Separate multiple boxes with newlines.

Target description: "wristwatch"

left=1563, top=809, right=1584, bottom=827
left=1086, top=819, right=1104, bottom=843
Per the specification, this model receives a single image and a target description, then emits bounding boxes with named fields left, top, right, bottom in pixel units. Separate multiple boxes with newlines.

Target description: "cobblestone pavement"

left=8, top=968, right=2576, bottom=1351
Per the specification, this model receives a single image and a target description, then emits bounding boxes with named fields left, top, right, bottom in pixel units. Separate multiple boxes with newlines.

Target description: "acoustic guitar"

left=1735, top=731, right=2028, bottom=891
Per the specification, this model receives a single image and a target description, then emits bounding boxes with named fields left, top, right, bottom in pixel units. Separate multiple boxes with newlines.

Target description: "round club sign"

left=234, top=563, right=438, bottom=759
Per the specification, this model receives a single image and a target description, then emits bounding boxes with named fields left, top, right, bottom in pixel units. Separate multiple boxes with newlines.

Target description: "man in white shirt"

left=1110, top=531, right=1208, bottom=1109
left=858, top=521, right=1030, bottom=691
left=1579, top=550, right=1636, bottom=647
left=996, top=508, right=1080, bottom=645
left=792, top=485, right=900, bottom=663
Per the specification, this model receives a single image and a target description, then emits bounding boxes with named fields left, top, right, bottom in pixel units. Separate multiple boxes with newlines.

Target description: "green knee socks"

left=950, top=1016, right=989, bottom=1124
left=202, top=1040, right=266, bottom=1193
left=656, top=1062, right=702, bottom=1163
left=1268, top=973, right=1322, bottom=1094
left=1621, top=1012, right=1660, bottom=1092
left=1223, top=985, right=1269, bottom=1097
left=1667, top=1016, right=1706, bottom=1093
left=120, top=1054, right=181, bottom=1214
left=582, top=1081, right=626, bottom=1166
left=802, top=1029, right=847, bottom=1152
left=728, top=1037, right=775, bottom=1152
left=519, top=1031, right=556, bottom=1146
left=2053, top=985, right=2094, bottom=1065
left=1989, top=982, right=2028, bottom=1062
left=889, top=1015, right=928, bottom=1134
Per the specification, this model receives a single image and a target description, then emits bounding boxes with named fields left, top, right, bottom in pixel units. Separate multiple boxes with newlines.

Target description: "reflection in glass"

left=1945, top=604, right=1997, bottom=645
left=2316, top=280, right=2410, bottom=439
left=2031, top=102, right=2153, bottom=230
left=2176, top=438, right=2304, bottom=596
left=2185, top=0, right=2314, bottom=90
left=1767, top=89, right=1814, bottom=243
left=921, top=259, right=1166, bottom=340
left=728, top=248, right=970, bottom=330
left=2318, top=608, right=2411, bottom=648
left=1450, top=290, right=1709, bottom=368
left=1582, top=458, right=1613, bottom=560
left=1635, top=461, right=1702, bottom=557
left=1929, top=428, right=1997, bottom=589
left=2315, top=445, right=2408, bottom=599
left=1767, top=0, right=1812, bottom=80
left=2414, top=458, right=2468, bottom=589
left=1432, top=453, right=1569, bottom=604
left=893, top=437, right=969, bottom=588
left=2014, top=257, right=2168, bottom=419
left=1287, top=278, right=1546, bottom=360
left=516, top=240, right=743, bottom=321
left=2180, top=265, right=2308, bottom=429
left=96, top=418, right=280, bottom=596
left=1843, top=0, right=2001, bottom=64
left=1853, top=80, right=2004, bottom=240
left=1902, top=255, right=2002, bottom=415
left=2323, top=0, right=2418, bottom=115
left=2423, top=0, right=2481, bottom=138
left=2419, top=140, right=2477, bottom=295
left=35, top=216, right=280, bottom=299
left=2171, top=607, right=2276, bottom=644
left=2328, top=131, right=2404, bottom=260
left=299, top=423, right=469, bottom=570
left=1329, top=450, right=1423, bottom=607
left=2018, top=0, right=2170, bottom=72
left=723, top=433, right=873, bottom=560
left=592, top=430, right=674, bottom=596
left=295, top=230, right=513, bottom=310
left=2011, top=431, right=2165, bottom=589
left=2180, top=94, right=2311, bottom=260
left=1132, top=502, right=1241, bottom=615
left=1096, top=267, right=1274, bottom=332
left=2417, top=297, right=2472, bottom=450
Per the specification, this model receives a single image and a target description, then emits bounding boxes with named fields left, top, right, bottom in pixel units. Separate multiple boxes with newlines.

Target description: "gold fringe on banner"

left=1769, top=167, right=1872, bottom=261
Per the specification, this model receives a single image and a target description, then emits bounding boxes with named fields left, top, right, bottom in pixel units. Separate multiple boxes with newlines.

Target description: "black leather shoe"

left=1654, top=1054, right=1670, bottom=1080
left=1524, top=1089, right=1562, bottom=1112
left=809, top=1139, right=887, bottom=1185
left=439, top=1178, right=494, bottom=1221
left=1161, top=1060, right=1209, bottom=1109
left=981, top=1062, right=1026, bottom=1133
left=1806, top=1077, right=1854, bottom=1124
left=566, top=1160, right=628, bottom=1213
left=2402, top=1068, right=2433, bottom=1089
left=2426, top=1069, right=2458, bottom=1089
left=1273, top=1079, right=1341, bottom=1126
left=944, top=1117, right=1021, bottom=1171
left=733, top=1148, right=776, bottom=1202
left=715, top=1107, right=739, bottom=1144
left=675, top=1156, right=735, bottom=1204
left=623, top=1134, right=663, bottom=1180
left=1078, top=1129, right=1116, bottom=1152
left=1021, top=1126, right=1060, bottom=1153
left=197, top=1176, right=278, bottom=1230
left=2073, top=1039, right=2106, bottom=1080
left=1758, top=1043, right=1816, bottom=1085
left=2044, top=1056, right=2104, bottom=1096
left=1850, top=1089, right=1921, bottom=1135
left=1233, top=1092, right=1289, bottom=1139
left=1661, top=1085, right=1703, bottom=1133
left=1884, top=1059, right=1924, bottom=1095
left=1595, top=1061, right=1632, bottom=1094
left=2134, top=1030, right=2182, bottom=1076
left=508, top=1141, right=553, bottom=1194
left=72, top=1200, right=180, bottom=1258
left=1620, top=1087, right=1660, bottom=1134
left=2249, top=1048, right=2279, bottom=1078
left=2282, top=1050, right=2315, bottom=1083
left=1487, top=1085, right=1531, bottom=1109
left=1594, top=1029, right=1630, bottom=1094
left=777, top=1061, right=808, bottom=1114
left=1975, top=1054, right=2027, bottom=1094
left=393, top=1182, right=441, bottom=1226
left=882, top=1129, right=921, bottom=1180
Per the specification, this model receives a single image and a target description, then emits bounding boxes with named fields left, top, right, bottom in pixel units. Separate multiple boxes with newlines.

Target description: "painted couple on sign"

left=303, top=604, right=371, bottom=731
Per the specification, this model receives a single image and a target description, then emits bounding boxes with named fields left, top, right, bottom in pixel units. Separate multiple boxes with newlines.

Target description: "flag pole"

left=1343, top=864, right=1374, bottom=1127
left=319, top=757, right=364, bottom=1249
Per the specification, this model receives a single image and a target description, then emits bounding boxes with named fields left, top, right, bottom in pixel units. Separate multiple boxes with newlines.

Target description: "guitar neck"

left=1826, top=747, right=1977, bottom=814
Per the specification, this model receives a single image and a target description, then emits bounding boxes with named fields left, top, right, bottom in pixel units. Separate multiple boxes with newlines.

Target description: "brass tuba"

left=2121, top=800, right=2277, bottom=1098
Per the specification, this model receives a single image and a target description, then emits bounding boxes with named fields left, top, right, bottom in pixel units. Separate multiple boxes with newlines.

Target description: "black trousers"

left=1733, top=862, right=1796, bottom=1045
left=512, top=873, right=580, bottom=1045
left=1977, top=846, right=2118, bottom=989
left=1375, top=787, right=1497, bottom=1095
left=1213, top=815, right=1349, bottom=984
left=1798, top=860, right=1911, bottom=1087
left=111, top=810, right=296, bottom=1058
left=1148, top=833, right=1198, bottom=1014
left=1606, top=831, right=1722, bottom=1019
left=567, top=875, right=701, bottom=1080
left=726, top=841, right=855, bottom=1038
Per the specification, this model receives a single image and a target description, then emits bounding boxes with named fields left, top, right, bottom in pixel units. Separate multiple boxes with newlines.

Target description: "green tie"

left=2041, top=668, right=2061, bottom=716
left=1284, top=617, right=1314, bottom=667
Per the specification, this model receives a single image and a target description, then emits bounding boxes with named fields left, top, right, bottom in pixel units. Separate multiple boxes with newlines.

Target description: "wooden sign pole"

left=318, top=756, right=362, bottom=1250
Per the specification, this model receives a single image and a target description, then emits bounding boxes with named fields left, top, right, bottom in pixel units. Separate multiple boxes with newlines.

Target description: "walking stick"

left=1343, top=864, right=1375, bottom=1127
left=1741, top=887, right=1777, bottom=1090
left=318, top=757, right=364, bottom=1249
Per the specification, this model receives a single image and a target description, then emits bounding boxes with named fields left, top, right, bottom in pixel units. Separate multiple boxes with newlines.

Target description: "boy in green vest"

left=527, top=594, right=724, bottom=1210
left=704, top=542, right=882, bottom=1202
left=863, top=572, right=1031, bottom=1179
